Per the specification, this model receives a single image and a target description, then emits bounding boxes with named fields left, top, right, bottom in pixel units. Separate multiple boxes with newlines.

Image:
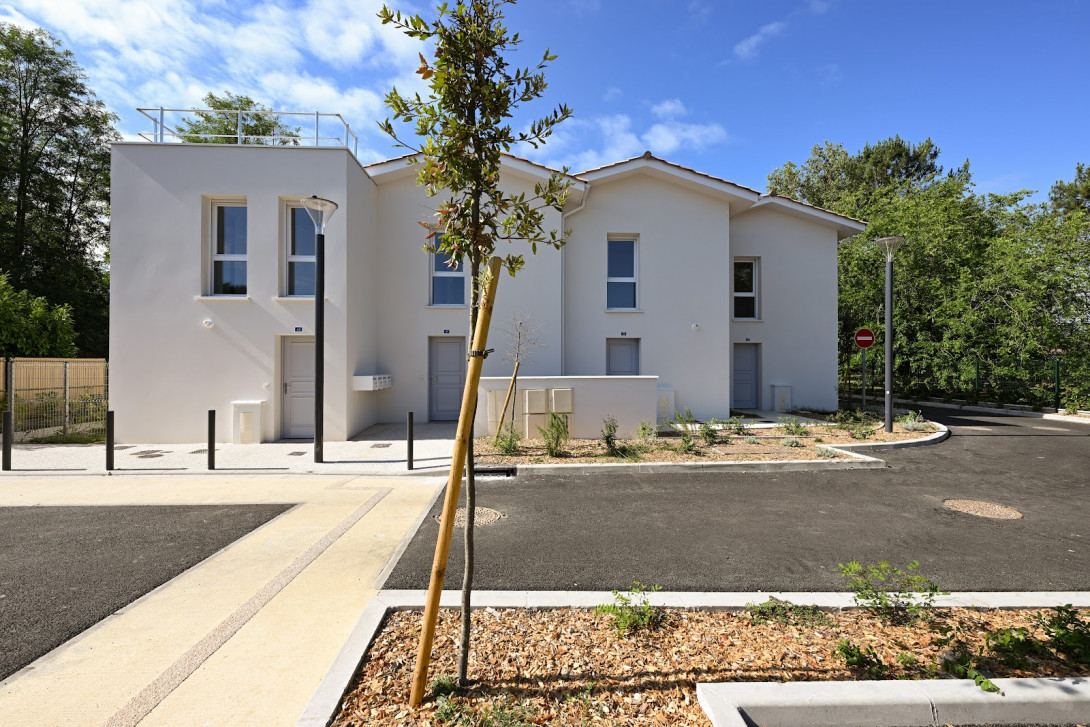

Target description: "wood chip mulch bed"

left=476, top=422, right=937, bottom=466
left=332, top=606, right=1090, bottom=727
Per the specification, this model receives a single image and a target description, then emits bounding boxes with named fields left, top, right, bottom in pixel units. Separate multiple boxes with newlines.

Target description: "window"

left=286, top=206, right=316, bottom=296
left=430, top=241, right=465, bottom=306
left=606, top=238, right=637, bottom=309
left=211, top=202, right=247, bottom=295
left=733, top=258, right=758, bottom=319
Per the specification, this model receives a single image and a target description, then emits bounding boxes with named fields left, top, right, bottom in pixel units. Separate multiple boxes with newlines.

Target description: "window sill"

left=605, top=308, right=643, bottom=313
left=732, top=317, right=762, bottom=322
left=194, top=295, right=250, bottom=302
left=273, top=296, right=316, bottom=303
left=426, top=304, right=468, bottom=309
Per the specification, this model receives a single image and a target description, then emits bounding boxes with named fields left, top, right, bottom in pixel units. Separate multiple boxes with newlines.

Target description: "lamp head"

left=876, top=235, right=906, bottom=260
left=301, top=195, right=338, bottom=233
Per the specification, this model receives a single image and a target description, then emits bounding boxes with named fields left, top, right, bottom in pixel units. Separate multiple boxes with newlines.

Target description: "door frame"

left=732, top=342, right=760, bottom=410
left=428, top=335, right=467, bottom=421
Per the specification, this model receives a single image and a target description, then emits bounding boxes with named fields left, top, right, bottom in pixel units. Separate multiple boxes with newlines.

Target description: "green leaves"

left=0, top=274, right=78, bottom=357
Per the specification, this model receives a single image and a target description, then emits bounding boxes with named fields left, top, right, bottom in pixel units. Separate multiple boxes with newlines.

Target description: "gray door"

left=282, top=337, right=315, bottom=439
left=733, top=343, right=758, bottom=409
left=606, top=338, right=640, bottom=375
left=429, top=337, right=466, bottom=420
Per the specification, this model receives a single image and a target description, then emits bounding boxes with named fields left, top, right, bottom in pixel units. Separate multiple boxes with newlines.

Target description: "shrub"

left=782, top=436, right=803, bottom=448
left=742, top=435, right=759, bottom=445
left=816, top=446, right=837, bottom=458
left=831, top=408, right=881, bottom=429
left=595, top=582, right=666, bottom=637
left=676, top=431, right=695, bottom=453
left=537, top=412, right=569, bottom=457
left=778, top=416, right=808, bottom=436
left=601, top=415, right=620, bottom=456
left=671, top=407, right=697, bottom=433
left=745, top=597, right=834, bottom=628
left=897, top=410, right=935, bottom=432
left=699, top=419, right=718, bottom=444
left=723, top=416, right=751, bottom=435
left=838, top=559, right=946, bottom=623
left=1033, top=604, right=1090, bottom=664
left=836, top=639, right=887, bottom=677
left=493, top=421, right=520, bottom=455
left=636, top=420, right=657, bottom=441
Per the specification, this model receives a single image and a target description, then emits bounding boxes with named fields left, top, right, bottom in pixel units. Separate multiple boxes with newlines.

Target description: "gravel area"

left=331, top=605, right=1089, bottom=727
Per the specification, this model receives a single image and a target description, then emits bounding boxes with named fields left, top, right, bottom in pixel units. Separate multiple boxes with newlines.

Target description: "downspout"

left=560, top=181, right=591, bottom=376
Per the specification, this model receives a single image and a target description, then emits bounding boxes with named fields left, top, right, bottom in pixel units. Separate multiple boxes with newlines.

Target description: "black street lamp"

left=302, top=195, right=338, bottom=463
left=876, top=236, right=906, bottom=433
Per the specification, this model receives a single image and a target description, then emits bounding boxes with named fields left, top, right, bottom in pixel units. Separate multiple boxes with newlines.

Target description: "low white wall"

left=476, top=375, right=658, bottom=439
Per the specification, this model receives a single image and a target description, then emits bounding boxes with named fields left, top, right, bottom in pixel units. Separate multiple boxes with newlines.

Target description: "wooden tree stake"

left=496, top=360, right=520, bottom=432
left=410, top=256, right=502, bottom=707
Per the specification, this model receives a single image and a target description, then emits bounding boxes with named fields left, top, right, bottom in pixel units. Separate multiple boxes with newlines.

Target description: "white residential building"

left=109, top=135, right=864, bottom=444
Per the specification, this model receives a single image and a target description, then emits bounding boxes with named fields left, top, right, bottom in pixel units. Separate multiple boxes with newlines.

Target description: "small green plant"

left=1033, top=604, right=1090, bottom=664
left=838, top=560, right=946, bottom=623
left=433, top=694, right=534, bottom=726
left=848, top=427, right=874, bottom=440
left=742, top=435, right=759, bottom=445
left=985, top=626, right=1046, bottom=667
left=814, top=436, right=825, bottom=443
left=493, top=421, right=521, bottom=455
left=896, top=652, right=918, bottom=667
left=782, top=436, right=803, bottom=448
left=676, top=431, right=696, bottom=453
left=671, top=407, right=697, bottom=433
left=836, top=638, right=887, bottom=677
left=933, top=620, right=1002, bottom=693
left=897, top=410, right=934, bottom=432
left=831, top=408, right=881, bottom=429
left=778, top=416, right=808, bottom=436
left=816, top=446, right=837, bottom=458
left=723, top=416, right=751, bottom=435
left=745, top=597, right=834, bottom=628
left=636, top=420, right=657, bottom=440
left=594, top=581, right=666, bottom=637
left=430, top=674, right=459, bottom=697
left=601, top=415, right=620, bottom=456
left=699, top=419, right=718, bottom=444
left=538, top=412, right=570, bottom=457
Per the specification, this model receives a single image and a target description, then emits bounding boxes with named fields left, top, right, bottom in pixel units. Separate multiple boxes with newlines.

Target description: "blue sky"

left=3, top=0, right=1088, bottom=200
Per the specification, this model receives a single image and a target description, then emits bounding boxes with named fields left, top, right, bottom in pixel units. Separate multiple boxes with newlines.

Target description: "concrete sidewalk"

left=0, top=421, right=457, bottom=477
left=0, top=473, right=444, bottom=726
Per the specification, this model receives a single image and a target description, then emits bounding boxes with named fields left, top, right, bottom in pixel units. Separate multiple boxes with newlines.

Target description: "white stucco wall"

left=370, top=167, right=565, bottom=424
left=562, top=173, right=733, bottom=421
left=109, top=143, right=361, bottom=443
left=729, top=206, right=840, bottom=411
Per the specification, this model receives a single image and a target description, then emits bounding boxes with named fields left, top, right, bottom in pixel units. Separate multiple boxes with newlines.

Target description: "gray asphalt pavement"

left=0, top=504, right=291, bottom=680
left=383, top=408, right=1090, bottom=592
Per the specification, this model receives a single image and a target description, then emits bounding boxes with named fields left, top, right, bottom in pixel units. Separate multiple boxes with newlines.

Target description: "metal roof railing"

left=136, top=106, right=360, bottom=157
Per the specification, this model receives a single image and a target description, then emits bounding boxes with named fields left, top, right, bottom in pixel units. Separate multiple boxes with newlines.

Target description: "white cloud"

left=642, top=120, right=727, bottom=155
left=602, top=86, right=622, bottom=102
left=687, top=1, right=713, bottom=23
left=808, top=0, right=832, bottom=15
left=733, top=20, right=787, bottom=60
left=650, top=98, right=687, bottom=119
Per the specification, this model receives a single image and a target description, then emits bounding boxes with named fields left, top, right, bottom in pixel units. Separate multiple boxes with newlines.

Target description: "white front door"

left=429, top=337, right=465, bottom=421
left=282, top=337, right=315, bottom=439
left=733, top=343, right=758, bottom=409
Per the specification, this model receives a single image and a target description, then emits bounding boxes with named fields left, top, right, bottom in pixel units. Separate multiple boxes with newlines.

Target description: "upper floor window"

left=212, top=201, right=247, bottom=295
left=287, top=206, right=316, bottom=296
left=606, top=238, right=637, bottom=309
left=431, top=242, right=465, bottom=306
left=733, top=258, right=758, bottom=319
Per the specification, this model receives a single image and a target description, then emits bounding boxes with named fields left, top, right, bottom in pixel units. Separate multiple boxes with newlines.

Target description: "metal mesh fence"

left=0, top=358, right=109, bottom=442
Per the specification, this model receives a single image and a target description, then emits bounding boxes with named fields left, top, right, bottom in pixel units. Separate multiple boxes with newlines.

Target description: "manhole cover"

left=944, top=499, right=1023, bottom=519
left=434, top=507, right=505, bottom=528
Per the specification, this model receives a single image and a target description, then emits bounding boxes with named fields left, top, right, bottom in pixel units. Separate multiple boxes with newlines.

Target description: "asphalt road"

left=383, top=408, right=1090, bottom=592
left=0, top=504, right=291, bottom=680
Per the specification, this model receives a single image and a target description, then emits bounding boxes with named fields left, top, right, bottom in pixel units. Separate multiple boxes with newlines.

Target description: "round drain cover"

left=434, top=507, right=505, bottom=527
left=944, top=499, right=1023, bottom=520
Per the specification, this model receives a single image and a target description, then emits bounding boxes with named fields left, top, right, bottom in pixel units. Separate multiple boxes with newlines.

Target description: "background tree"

left=0, top=24, right=117, bottom=357
left=379, top=0, right=572, bottom=686
left=0, top=273, right=78, bottom=357
left=1049, top=162, right=1090, bottom=217
left=497, top=313, right=540, bottom=428
left=178, top=92, right=300, bottom=144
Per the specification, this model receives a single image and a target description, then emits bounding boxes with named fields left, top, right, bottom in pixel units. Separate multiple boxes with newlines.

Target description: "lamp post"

left=876, top=236, right=905, bottom=433
left=302, top=195, right=338, bottom=463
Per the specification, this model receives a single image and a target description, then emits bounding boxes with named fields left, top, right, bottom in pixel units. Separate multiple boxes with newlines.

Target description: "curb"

left=697, top=677, right=1090, bottom=727
left=896, top=398, right=1090, bottom=426
left=295, top=590, right=1090, bottom=727
left=829, top=422, right=950, bottom=452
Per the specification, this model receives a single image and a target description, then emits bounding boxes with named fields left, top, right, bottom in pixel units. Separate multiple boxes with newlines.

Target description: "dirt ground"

left=332, top=605, right=1089, bottom=727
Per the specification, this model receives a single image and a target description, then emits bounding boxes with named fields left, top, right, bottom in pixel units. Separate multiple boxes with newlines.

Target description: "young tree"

left=0, top=24, right=117, bottom=357
left=378, top=0, right=572, bottom=687
left=177, top=92, right=300, bottom=145
left=497, top=313, right=540, bottom=428
left=0, top=274, right=78, bottom=357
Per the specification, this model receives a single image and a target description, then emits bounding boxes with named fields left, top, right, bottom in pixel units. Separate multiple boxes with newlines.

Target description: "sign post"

left=855, top=328, right=875, bottom=406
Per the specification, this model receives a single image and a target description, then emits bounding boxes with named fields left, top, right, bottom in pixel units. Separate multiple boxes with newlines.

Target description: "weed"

left=896, top=652, right=918, bottom=667
left=433, top=694, right=535, bottom=726
left=814, top=436, right=825, bottom=443
left=745, top=597, right=834, bottom=628
left=1033, top=604, right=1090, bottom=664
left=836, top=639, right=887, bottom=677
left=601, top=415, right=620, bottom=456
left=816, top=446, right=837, bottom=458
left=595, top=581, right=666, bottom=637
left=493, top=421, right=521, bottom=455
left=778, top=416, right=808, bottom=436
left=430, top=674, right=458, bottom=697
left=699, top=419, right=718, bottom=444
left=985, top=626, right=1047, bottom=667
left=848, top=428, right=874, bottom=440
left=838, top=560, right=946, bottom=623
left=636, top=420, right=657, bottom=441
left=782, top=436, right=804, bottom=448
left=933, top=621, right=1002, bottom=693
left=538, top=412, right=570, bottom=457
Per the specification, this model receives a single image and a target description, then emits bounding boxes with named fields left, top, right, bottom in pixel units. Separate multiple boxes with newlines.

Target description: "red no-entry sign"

left=855, top=328, right=875, bottom=349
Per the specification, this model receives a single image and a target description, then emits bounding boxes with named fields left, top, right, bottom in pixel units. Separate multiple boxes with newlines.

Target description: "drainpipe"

left=560, top=182, right=590, bottom=376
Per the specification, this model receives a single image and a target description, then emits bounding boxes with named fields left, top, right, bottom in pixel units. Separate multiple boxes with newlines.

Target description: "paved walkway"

left=0, top=473, right=444, bottom=726
left=1, top=422, right=457, bottom=476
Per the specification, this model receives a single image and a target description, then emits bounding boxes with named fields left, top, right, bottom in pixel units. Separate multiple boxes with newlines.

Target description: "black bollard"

left=105, top=411, right=114, bottom=471
left=2, top=410, right=11, bottom=471
left=208, top=410, right=215, bottom=470
left=407, top=411, right=414, bottom=471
